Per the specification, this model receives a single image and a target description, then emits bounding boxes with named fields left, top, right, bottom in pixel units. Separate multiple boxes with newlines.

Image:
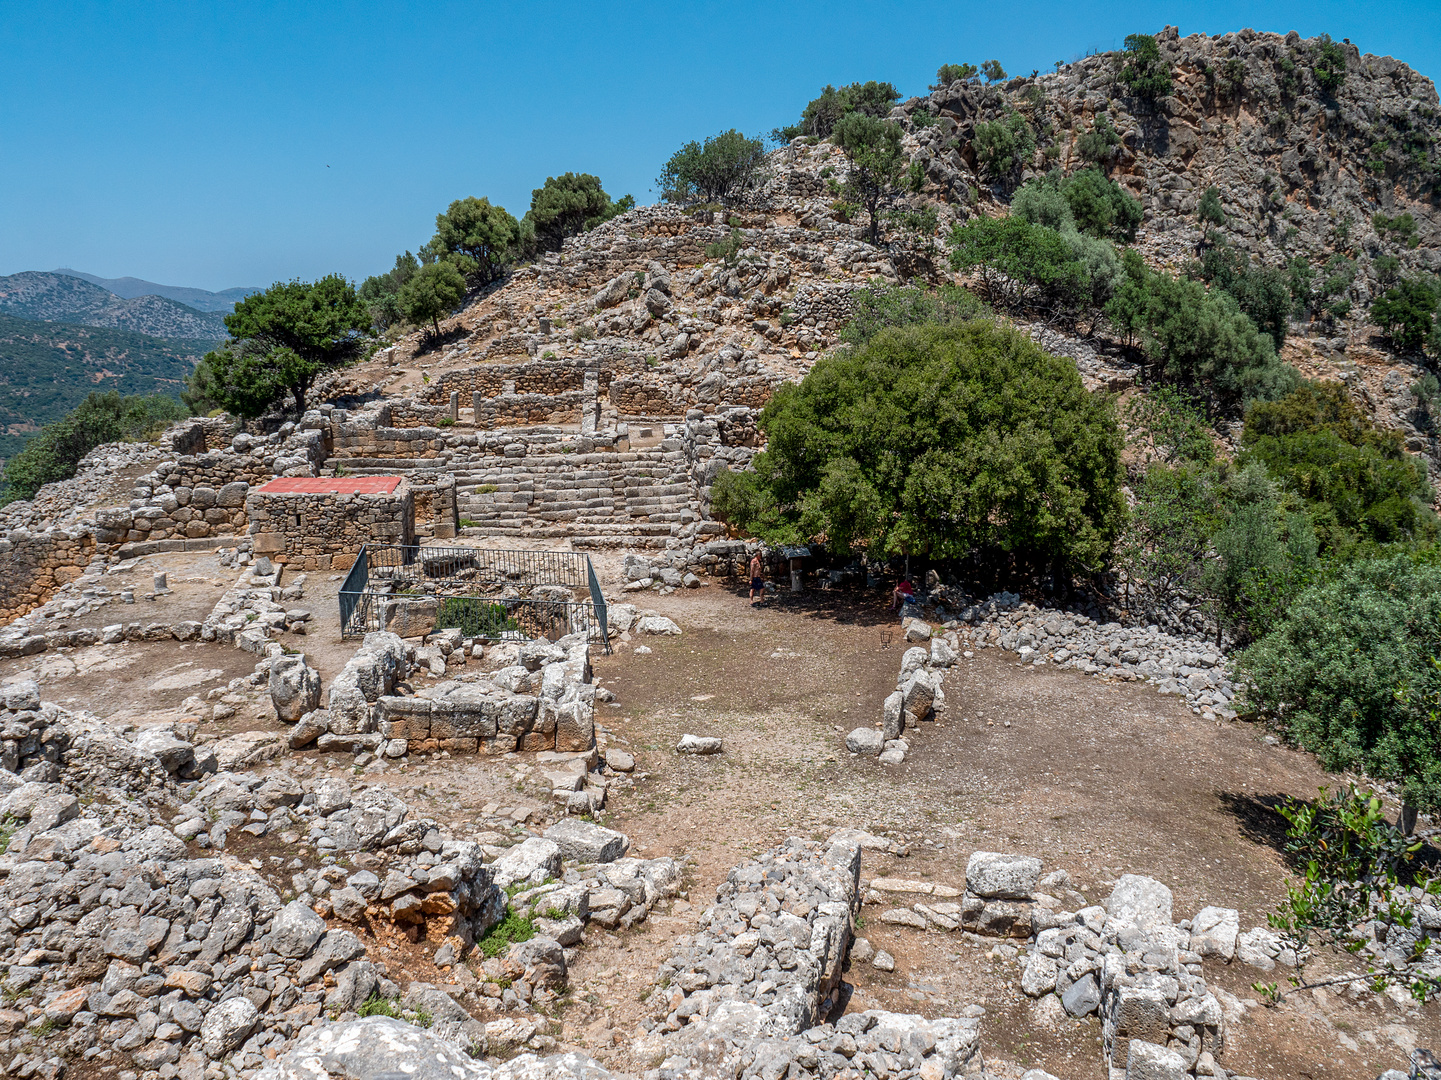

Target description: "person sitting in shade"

left=891, top=576, right=914, bottom=613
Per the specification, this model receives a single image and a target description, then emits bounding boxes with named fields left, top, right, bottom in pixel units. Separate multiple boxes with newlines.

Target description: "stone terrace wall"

left=93, top=480, right=251, bottom=545
left=160, top=416, right=235, bottom=456
left=0, top=528, right=97, bottom=623
left=246, top=482, right=415, bottom=570
left=471, top=390, right=589, bottom=429
left=408, top=471, right=458, bottom=539
left=380, top=399, right=457, bottom=429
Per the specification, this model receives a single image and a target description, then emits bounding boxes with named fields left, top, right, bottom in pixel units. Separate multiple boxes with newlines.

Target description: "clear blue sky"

left=3, top=1, right=1437, bottom=292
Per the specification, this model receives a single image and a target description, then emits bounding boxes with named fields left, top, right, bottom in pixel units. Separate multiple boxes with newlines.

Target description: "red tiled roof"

left=256, top=476, right=403, bottom=495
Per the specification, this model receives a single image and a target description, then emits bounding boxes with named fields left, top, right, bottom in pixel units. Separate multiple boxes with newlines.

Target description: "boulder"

left=490, top=837, right=562, bottom=890
left=845, top=728, right=883, bottom=756
left=1190, top=905, right=1239, bottom=960
left=254, top=1015, right=492, bottom=1080
left=1125, top=1039, right=1189, bottom=1080
left=635, top=615, right=681, bottom=636
left=902, top=617, right=932, bottom=642
left=881, top=691, right=905, bottom=741
left=1108, top=875, right=1174, bottom=930
left=966, top=852, right=1042, bottom=900
left=289, top=710, right=329, bottom=749
left=132, top=729, right=195, bottom=774
left=604, top=748, right=635, bottom=772
left=544, top=819, right=629, bottom=864
left=1062, top=972, right=1101, bottom=1017
left=676, top=734, right=722, bottom=754
left=200, top=996, right=258, bottom=1059
left=271, top=901, right=326, bottom=959
left=270, top=654, right=322, bottom=722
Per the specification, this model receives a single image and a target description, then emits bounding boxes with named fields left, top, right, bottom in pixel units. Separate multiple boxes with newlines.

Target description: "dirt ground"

left=7, top=551, right=1437, bottom=1077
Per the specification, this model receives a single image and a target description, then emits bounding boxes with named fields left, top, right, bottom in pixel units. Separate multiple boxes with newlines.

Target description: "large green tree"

left=832, top=113, right=906, bottom=244
left=424, top=196, right=521, bottom=285
left=710, top=321, right=1126, bottom=576
left=194, top=275, right=371, bottom=418
left=774, top=81, right=901, bottom=141
left=399, top=261, right=467, bottom=338
left=524, top=173, right=633, bottom=252
left=657, top=130, right=769, bottom=205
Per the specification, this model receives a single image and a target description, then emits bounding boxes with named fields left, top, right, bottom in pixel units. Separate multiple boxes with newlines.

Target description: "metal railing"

left=340, top=543, right=610, bottom=652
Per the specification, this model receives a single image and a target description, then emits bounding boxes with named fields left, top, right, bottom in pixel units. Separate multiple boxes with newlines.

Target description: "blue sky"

left=2, top=1, right=1438, bottom=292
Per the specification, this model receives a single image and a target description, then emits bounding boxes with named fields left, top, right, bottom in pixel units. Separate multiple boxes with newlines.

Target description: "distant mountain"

left=0, top=272, right=227, bottom=340
left=53, top=268, right=259, bottom=313
left=0, top=313, right=206, bottom=459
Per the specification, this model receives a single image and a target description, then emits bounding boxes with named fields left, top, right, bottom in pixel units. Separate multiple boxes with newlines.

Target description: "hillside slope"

left=904, top=26, right=1439, bottom=297
left=0, top=271, right=227, bottom=339
left=52, top=268, right=259, bottom=312
left=0, top=313, right=203, bottom=459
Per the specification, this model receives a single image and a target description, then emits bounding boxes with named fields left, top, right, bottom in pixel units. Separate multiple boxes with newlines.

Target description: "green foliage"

left=1242, top=559, right=1441, bottom=810
left=1105, top=251, right=1296, bottom=408
left=1075, top=113, right=1122, bottom=170
left=1190, top=238, right=1293, bottom=349
left=1011, top=169, right=1140, bottom=242
left=1266, top=784, right=1439, bottom=1002
left=776, top=81, right=902, bottom=142
left=1118, top=33, right=1173, bottom=103
left=658, top=130, right=768, bottom=205
left=1, top=391, right=188, bottom=504
left=195, top=275, right=370, bottom=418
left=1371, top=277, right=1440, bottom=353
left=478, top=910, right=536, bottom=958
left=1113, top=461, right=1223, bottom=617
left=839, top=282, right=989, bottom=347
left=358, top=252, right=420, bottom=332
left=524, top=173, right=632, bottom=253
left=1215, top=56, right=1247, bottom=99
left=0, top=314, right=208, bottom=460
left=981, top=60, right=1007, bottom=84
left=398, top=261, right=467, bottom=338
left=1197, top=186, right=1226, bottom=227
left=948, top=215, right=1090, bottom=319
left=435, top=597, right=520, bottom=639
left=357, top=993, right=402, bottom=1019
left=832, top=113, right=906, bottom=244
left=712, top=322, right=1126, bottom=574
left=1242, top=382, right=1435, bottom=548
left=1126, top=386, right=1215, bottom=465
left=424, top=197, right=521, bottom=286
left=1373, top=212, right=1420, bottom=250
left=1374, top=254, right=1402, bottom=285
left=1312, top=34, right=1348, bottom=96
left=704, top=228, right=746, bottom=267
left=931, top=63, right=978, bottom=89
left=971, top=111, right=1035, bottom=181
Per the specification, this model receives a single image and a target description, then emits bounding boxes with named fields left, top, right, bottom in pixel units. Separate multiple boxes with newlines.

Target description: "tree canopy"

left=832, top=113, right=906, bottom=244
left=775, top=81, right=901, bottom=141
left=710, top=320, right=1126, bottom=574
left=424, top=196, right=521, bottom=285
left=1118, top=33, right=1173, bottom=102
left=192, top=275, right=371, bottom=418
left=399, top=261, right=467, bottom=339
left=657, top=130, right=768, bottom=205
left=524, top=173, right=633, bottom=253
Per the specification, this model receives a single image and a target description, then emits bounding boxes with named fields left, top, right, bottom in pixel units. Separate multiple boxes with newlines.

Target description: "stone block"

left=966, top=852, right=1042, bottom=900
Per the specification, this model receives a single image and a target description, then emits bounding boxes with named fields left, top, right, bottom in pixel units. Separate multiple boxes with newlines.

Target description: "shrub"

left=981, top=60, right=1007, bottom=84
left=832, top=113, right=906, bottom=243
left=971, top=111, right=1035, bottom=181
left=435, top=597, right=521, bottom=639
left=947, top=215, right=1088, bottom=317
left=711, top=321, right=1126, bottom=577
left=524, top=173, right=632, bottom=253
left=1112, top=461, right=1222, bottom=617
left=1197, top=186, right=1226, bottom=227
left=399, top=261, right=467, bottom=339
left=1371, top=277, right=1440, bottom=353
left=2, top=391, right=188, bottom=504
left=775, top=81, right=900, bottom=142
left=657, top=130, right=768, bottom=205
left=931, top=63, right=978, bottom=89
left=1076, top=114, right=1122, bottom=170
left=1373, top=212, right=1420, bottom=250
left=1118, top=33, right=1173, bottom=103
left=1240, top=557, right=1441, bottom=811
left=1191, top=238, right=1293, bottom=349
left=1241, top=381, right=1435, bottom=548
left=358, top=252, right=420, bottom=332
left=839, top=282, right=989, bottom=347
left=478, top=910, right=536, bottom=958
left=1126, top=386, right=1215, bottom=465
left=1011, top=169, right=1141, bottom=242
left=1312, top=34, right=1348, bottom=96
left=423, top=197, right=522, bottom=286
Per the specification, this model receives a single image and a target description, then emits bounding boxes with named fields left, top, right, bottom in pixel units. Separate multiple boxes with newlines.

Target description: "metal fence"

left=340, top=543, right=610, bottom=652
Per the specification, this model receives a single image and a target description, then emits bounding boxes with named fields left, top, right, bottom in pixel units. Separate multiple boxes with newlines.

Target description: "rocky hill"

left=0, top=271, right=227, bottom=341
left=903, top=26, right=1439, bottom=297
left=52, top=269, right=260, bottom=313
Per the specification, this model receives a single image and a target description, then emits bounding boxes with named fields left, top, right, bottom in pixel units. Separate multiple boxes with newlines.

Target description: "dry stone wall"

left=0, top=529, right=98, bottom=625
left=246, top=483, right=415, bottom=570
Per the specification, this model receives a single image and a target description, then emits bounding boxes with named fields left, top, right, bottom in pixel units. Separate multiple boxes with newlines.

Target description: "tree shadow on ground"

left=414, top=325, right=470, bottom=356
left=1216, top=790, right=1295, bottom=862
left=713, top=578, right=898, bottom=629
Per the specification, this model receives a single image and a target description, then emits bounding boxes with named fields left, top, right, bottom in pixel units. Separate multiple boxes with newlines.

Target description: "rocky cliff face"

left=905, top=26, right=1439, bottom=296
